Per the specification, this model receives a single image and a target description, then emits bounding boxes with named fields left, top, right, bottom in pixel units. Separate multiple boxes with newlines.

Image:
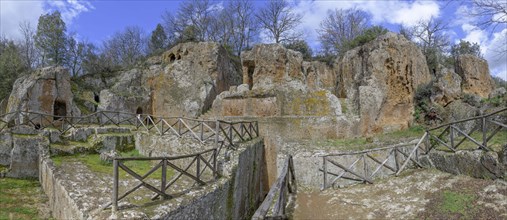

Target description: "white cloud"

left=0, top=0, right=93, bottom=41
left=293, top=0, right=441, bottom=51
left=0, top=0, right=45, bottom=40
left=484, top=29, right=507, bottom=80
left=45, top=0, right=94, bottom=25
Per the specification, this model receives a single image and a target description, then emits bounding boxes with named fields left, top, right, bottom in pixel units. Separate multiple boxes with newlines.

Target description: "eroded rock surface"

left=431, top=67, right=462, bottom=106
left=336, top=32, right=432, bottom=134
left=5, top=66, right=80, bottom=121
left=293, top=169, right=507, bottom=219
left=456, top=54, right=495, bottom=98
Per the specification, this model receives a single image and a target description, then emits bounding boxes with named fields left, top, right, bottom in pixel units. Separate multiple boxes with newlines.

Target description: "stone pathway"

left=292, top=169, right=507, bottom=219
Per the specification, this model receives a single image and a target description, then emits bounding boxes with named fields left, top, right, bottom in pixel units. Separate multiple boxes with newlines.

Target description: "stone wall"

left=39, top=156, right=86, bottom=219
left=38, top=134, right=267, bottom=219
left=0, top=126, right=48, bottom=178
left=420, top=147, right=507, bottom=180
left=164, top=138, right=267, bottom=220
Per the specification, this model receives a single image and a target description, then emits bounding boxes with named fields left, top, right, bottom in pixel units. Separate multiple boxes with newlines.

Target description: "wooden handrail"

left=252, top=155, right=296, bottom=220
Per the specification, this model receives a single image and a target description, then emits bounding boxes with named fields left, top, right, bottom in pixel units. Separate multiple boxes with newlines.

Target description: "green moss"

left=339, top=98, right=347, bottom=114
left=0, top=178, right=49, bottom=219
left=438, top=191, right=476, bottom=218
left=51, top=149, right=172, bottom=179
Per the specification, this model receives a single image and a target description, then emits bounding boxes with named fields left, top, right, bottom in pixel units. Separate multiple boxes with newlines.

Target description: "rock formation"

left=90, top=42, right=242, bottom=118
left=431, top=66, right=462, bottom=106
left=147, top=42, right=242, bottom=117
left=456, top=54, right=495, bottom=98
left=335, top=32, right=432, bottom=134
left=96, top=68, right=151, bottom=114
left=212, top=44, right=341, bottom=118
left=5, top=66, right=80, bottom=122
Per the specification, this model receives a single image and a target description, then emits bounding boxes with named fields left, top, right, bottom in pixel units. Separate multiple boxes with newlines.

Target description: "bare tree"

left=469, top=0, right=507, bottom=31
left=256, top=0, right=303, bottom=44
left=163, top=0, right=218, bottom=43
left=402, top=17, right=449, bottom=73
left=227, top=0, right=258, bottom=54
left=18, top=21, right=39, bottom=69
left=66, top=35, right=89, bottom=77
left=318, top=8, right=369, bottom=55
left=102, top=26, right=147, bottom=67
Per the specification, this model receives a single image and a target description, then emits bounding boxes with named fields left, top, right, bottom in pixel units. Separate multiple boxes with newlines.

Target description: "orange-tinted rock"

left=336, top=32, right=432, bottom=134
left=456, top=54, right=495, bottom=98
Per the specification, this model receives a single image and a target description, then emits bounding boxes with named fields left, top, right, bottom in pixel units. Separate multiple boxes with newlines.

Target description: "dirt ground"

left=292, top=169, right=507, bottom=220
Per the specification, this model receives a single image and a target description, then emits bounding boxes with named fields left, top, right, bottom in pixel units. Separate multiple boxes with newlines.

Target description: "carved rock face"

left=336, top=32, right=432, bottom=134
left=5, top=66, right=79, bottom=123
left=456, top=54, right=495, bottom=98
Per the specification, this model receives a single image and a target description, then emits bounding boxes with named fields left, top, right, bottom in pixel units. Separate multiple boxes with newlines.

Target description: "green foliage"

left=149, top=23, right=167, bottom=54
left=463, top=93, right=480, bottom=107
left=35, top=11, right=68, bottom=65
left=284, top=39, right=313, bottom=60
left=0, top=39, right=27, bottom=101
left=451, top=40, right=482, bottom=59
left=178, top=25, right=199, bottom=43
left=492, top=76, right=507, bottom=89
left=439, top=191, right=476, bottom=217
left=414, top=82, right=434, bottom=105
left=347, top=26, right=388, bottom=49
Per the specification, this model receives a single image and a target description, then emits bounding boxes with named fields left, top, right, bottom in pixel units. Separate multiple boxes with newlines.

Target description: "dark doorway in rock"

left=136, top=107, right=143, bottom=115
left=246, top=63, right=255, bottom=90
left=169, top=53, right=176, bottom=62
left=94, top=93, right=100, bottom=103
left=53, top=101, right=67, bottom=120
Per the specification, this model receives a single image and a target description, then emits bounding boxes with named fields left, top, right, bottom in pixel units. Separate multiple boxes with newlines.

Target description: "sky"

left=1, top=0, right=506, bottom=80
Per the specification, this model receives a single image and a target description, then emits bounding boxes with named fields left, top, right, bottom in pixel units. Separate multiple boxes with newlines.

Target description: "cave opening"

left=246, top=64, right=255, bottom=90
left=53, top=101, right=67, bottom=120
left=136, top=107, right=143, bottom=115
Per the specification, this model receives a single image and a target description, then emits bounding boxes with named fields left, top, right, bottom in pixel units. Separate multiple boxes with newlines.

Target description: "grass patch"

left=314, top=125, right=426, bottom=151
left=438, top=191, right=476, bottom=218
left=0, top=178, right=50, bottom=219
left=51, top=149, right=172, bottom=179
left=429, top=129, right=506, bottom=152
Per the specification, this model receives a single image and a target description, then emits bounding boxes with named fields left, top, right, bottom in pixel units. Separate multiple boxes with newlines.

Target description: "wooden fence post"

left=112, top=160, right=119, bottom=212
left=213, top=149, right=218, bottom=178
left=161, top=159, right=167, bottom=198
left=322, top=156, right=327, bottom=190
left=215, top=121, right=219, bottom=146
left=450, top=126, right=454, bottom=150
left=200, top=122, right=204, bottom=142
left=482, top=116, right=487, bottom=149
left=196, top=155, right=201, bottom=180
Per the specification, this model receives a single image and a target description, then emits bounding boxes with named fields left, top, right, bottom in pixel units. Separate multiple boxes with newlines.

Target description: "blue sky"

left=1, top=0, right=506, bottom=79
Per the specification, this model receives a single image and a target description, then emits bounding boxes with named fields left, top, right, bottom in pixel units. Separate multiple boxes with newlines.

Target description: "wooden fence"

left=425, top=107, right=506, bottom=153
left=0, top=111, right=259, bottom=152
left=102, top=148, right=218, bottom=211
left=321, top=133, right=427, bottom=190
left=252, top=155, right=297, bottom=220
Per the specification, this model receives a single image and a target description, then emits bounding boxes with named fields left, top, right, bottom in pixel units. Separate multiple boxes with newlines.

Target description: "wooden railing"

left=425, top=107, right=506, bottom=153
left=252, top=155, right=297, bottom=220
left=0, top=111, right=260, bottom=151
left=102, top=148, right=218, bottom=211
left=321, top=133, right=427, bottom=190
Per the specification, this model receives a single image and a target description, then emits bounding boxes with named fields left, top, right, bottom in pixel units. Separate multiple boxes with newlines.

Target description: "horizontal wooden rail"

left=252, top=155, right=296, bottom=220
left=426, top=108, right=506, bottom=152
left=321, top=133, right=427, bottom=190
